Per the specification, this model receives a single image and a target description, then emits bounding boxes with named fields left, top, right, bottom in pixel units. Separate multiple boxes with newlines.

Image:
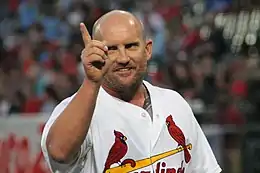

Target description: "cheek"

left=136, top=60, right=148, bottom=74
left=127, top=50, right=142, bottom=58
left=128, top=50, right=147, bottom=64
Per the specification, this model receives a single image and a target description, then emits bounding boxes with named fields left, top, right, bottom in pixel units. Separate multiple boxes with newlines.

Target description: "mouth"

left=114, top=67, right=134, bottom=72
left=113, top=67, right=135, bottom=77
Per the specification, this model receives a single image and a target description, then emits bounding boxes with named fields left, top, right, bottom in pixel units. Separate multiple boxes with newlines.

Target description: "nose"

left=116, top=47, right=130, bottom=64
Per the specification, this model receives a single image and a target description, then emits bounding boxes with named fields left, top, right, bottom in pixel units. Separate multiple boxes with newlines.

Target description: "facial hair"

left=103, top=63, right=147, bottom=101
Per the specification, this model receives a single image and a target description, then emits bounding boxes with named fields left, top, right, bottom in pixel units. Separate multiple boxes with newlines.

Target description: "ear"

left=145, top=39, right=153, bottom=61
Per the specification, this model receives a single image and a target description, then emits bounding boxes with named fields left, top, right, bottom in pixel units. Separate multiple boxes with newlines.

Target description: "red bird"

left=103, top=130, right=128, bottom=172
left=166, top=115, right=191, bottom=163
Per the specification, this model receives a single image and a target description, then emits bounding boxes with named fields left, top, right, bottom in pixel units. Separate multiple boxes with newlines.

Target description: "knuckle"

left=98, top=51, right=105, bottom=58
left=93, top=40, right=104, bottom=47
left=82, top=48, right=87, bottom=53
left=100, top=50, right=106, bottom=57
left=87, top=42, right=93, bottom=48
left=81, top=49, right=87, bottom=56
left=81, top=49, right=91, bottom=59
left=92, top=40, right=100, bottom=44
left=80, top=54, right=86, bottom=62
left=93, top=47, right=101, bottom=54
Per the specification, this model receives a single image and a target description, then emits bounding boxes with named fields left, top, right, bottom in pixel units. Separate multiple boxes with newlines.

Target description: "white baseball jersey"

left=41, top=81, right=222, bottom=173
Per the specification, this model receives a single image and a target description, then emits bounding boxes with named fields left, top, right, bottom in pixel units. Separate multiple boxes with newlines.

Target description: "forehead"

left=99, top=20, right=142, bottom=45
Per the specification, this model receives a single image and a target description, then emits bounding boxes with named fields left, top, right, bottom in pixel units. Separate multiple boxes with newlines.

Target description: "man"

left=41, top=10, right=222, bottom=173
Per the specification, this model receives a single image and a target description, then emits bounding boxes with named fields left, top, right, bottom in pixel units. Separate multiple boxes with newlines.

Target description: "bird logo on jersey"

left=103, top=128, right=192, bottom=173
left=103, top=130, right=136, bottom=172
left=166, top=115, right=191, bottom=163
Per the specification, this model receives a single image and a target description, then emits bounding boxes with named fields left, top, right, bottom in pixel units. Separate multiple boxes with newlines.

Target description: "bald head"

left=86, top=10, right=153, bottom=97
left=92, top=10, right=146, bottom=41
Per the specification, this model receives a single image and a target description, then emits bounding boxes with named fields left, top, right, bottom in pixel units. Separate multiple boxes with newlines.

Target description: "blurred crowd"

left=1, top=1, right=260, bottom=172
left=0, top=0, right=260, bottom=127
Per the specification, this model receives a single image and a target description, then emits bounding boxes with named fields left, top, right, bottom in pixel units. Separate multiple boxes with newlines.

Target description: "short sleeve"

left=41, top=95, right=92, bottom=173
left=187, top=104, right=222, bottom=173
left=170, top=91, right=222, bottom=173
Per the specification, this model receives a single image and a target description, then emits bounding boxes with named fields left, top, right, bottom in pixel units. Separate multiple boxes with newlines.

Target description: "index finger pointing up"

left=80, top=22, right=91, bottom=46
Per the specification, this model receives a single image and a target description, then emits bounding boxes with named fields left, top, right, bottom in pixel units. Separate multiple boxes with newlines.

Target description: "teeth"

left=118, top=68, right=130, bottom=71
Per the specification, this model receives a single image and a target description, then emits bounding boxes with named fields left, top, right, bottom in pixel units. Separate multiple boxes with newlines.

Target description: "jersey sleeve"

left=168, top=90, right=222, bottom=173
left=185, top=100, right=222, bottom=173
left=41, top=95, right=92, bottom=173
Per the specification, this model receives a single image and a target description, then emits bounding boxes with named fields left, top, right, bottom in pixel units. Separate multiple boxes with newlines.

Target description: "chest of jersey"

left=89, top=94, right=193, bottom=173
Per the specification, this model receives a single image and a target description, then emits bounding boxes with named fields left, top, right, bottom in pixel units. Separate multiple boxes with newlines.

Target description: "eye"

left=107, top=46, right=117, bottom=51
left=125, top=42, right=139, bottom=49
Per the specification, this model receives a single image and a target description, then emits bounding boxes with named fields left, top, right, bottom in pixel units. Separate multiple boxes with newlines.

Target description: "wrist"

left=82, top=78, right=101, bottom=91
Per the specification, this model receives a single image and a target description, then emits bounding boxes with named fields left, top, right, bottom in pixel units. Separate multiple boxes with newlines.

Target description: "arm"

left=170, top=91, right=221, bottom=173
left=186, top=103, right=222, bottom=173
left=43, top=21, right=109, bottom=165
left=41, top=80, right=100, bottom=172
left=41, top=22, right=111, bottom=172
left=46, top=80, right=99, bottom=162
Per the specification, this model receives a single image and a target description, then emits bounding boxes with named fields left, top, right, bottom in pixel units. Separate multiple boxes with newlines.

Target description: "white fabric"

left=41, top=81, right=222, bottom=173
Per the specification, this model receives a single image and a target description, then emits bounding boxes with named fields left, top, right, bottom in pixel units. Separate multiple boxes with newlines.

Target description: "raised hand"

left=80, top=23, right=114, bottom=84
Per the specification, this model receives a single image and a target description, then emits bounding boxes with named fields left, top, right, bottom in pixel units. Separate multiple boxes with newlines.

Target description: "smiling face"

left=93, top=11, right=153, bottom=97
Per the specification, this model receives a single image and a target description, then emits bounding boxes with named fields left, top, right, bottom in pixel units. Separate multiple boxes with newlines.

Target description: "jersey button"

left=141, top=112, right=146, bottom=117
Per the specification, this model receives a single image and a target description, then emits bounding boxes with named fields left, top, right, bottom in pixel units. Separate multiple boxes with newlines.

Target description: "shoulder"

left=144, top=81, right=192, bottom=113
left=144, top=81, right=187, bottom=102
left=51, top=93, right=76, bottom=117
left=41, top=93, right=76, bottom=139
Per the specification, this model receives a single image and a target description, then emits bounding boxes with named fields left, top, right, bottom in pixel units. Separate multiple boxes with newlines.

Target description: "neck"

left=102, top=83, right=146, bottom=107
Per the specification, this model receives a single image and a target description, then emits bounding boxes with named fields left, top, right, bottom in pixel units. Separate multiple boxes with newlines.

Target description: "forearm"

left=46, top=79, right=100, bottom=163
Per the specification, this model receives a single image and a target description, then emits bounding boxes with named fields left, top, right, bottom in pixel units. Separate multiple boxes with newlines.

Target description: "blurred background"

left=1, top=0, right=260, bottom=172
